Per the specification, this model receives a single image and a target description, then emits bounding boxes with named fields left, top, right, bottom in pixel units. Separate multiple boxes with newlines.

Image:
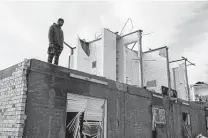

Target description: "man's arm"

left=48, top=25, right=54, bottom=44
left=63, top=41, right=76, bottom=55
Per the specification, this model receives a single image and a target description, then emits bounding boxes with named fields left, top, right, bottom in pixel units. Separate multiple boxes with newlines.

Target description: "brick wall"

left=1, top=59, right=207, bottom=138
left=0, top=60, right=30, bottom=138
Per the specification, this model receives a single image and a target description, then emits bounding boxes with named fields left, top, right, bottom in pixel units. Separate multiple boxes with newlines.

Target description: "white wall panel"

left=103, top=29, right=117, bottom=81
left=143, top=49, right=168, bottom=93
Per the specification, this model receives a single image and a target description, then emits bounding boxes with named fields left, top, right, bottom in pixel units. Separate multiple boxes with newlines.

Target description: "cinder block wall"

left=23, top=59, right=152, bottom=138
left=0, top=60, right=30, bottom=138
left=152, top=93, right=207, bottom=138
left=0, top=59, right=207, bottom=138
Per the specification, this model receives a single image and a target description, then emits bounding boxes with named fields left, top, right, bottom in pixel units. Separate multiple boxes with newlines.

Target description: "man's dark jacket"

left=48, top=23, right=64, bottom=47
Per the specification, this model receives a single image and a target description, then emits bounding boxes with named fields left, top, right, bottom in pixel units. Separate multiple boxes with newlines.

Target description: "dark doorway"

left=65, top=112, right=78, bottom=138
left=182, top=112, right=190, bottom=125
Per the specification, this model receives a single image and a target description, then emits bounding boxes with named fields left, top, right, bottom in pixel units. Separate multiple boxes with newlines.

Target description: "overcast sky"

left=0, top=1, right=208, bottom=84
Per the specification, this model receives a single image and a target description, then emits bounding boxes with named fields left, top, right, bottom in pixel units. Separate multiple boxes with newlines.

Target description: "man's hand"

left=49, top=43, right=55, bottom=47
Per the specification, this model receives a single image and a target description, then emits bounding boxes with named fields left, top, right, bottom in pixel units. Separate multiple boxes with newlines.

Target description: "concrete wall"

left=103, top=29, right=117, bottom=81
left=88, top=39, right=103, bottom=76
left=116, top=32, right=140, bottom=85
left=0, top=60, right=30, bottom=138
left=170, top=61, right=190, bottom=101
left=143, top=50, right=168, bottom=93
left=72, top=29, right=116, bottom=81
left=74, top=38, right=92, bottom=74
left=170, top=64, right=188, bottom=101
left=125, top=48, right=140, bottom=86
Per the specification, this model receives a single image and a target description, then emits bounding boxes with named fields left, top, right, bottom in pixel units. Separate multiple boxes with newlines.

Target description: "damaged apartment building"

left=0, top=28, right=207, bottom=138
left=70, top=28, right=191, bottom=100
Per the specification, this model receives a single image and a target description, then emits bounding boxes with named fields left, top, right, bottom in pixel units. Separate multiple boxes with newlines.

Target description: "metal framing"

left=119, top=29, right=141, bottom=39
left=138, top=30, right=144, bottom=87
left=88, top=38, right=102, bottom=43
left=143, top=46, right=168, bottom=54
left=165, top=47, right=172, bottom=97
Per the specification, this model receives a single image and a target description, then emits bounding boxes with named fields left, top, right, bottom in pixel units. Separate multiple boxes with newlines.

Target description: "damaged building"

left=70, top=28, right=190, bottom=99
left=0, top=28, right=207, bottom=138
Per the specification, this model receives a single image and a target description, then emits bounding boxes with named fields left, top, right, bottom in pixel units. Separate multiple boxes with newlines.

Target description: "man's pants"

left=47, top=45, right=63, bottom=65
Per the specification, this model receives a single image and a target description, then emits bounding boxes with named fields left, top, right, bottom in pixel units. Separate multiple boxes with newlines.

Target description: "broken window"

left=146, top=80, right=156, bottom=87
left=66, top=94, right=107, bottom=138
left=182, top=112, right=190, bottom=125
left=80, top=39, right=90, bottom=56
left=152, top=107, right=166, bottom=129
left=92, top=61, right=96, bottom=68
left=206, top=117, right=208, bottom=129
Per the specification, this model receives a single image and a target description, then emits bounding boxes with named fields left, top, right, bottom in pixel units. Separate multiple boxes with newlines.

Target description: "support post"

left=165, top=47, right=171, bottom=97
left=184, top=58, right=190, bottom=101
left=138, top=30, right=143, bottom=87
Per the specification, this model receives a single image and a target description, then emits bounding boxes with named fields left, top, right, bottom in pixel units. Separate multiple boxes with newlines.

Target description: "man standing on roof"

left=48, top=18, right=64, bottom=65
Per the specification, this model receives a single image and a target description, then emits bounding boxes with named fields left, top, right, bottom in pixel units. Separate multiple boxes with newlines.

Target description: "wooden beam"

left=143, top=46, right=168, bottom=54
left=119, top=29, right=141, bottom=39
left=64, top=41, right=76, bottom=49
left=169, top=58, right=184, bottom=63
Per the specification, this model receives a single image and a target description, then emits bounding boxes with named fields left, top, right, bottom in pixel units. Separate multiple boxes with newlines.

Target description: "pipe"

left=165, top=47, right=172, bottom=97
left=169, top=58, right=184, bottom=63
left=119, top=29, right=141, bottom=39
left=131, top=42, right=137, bottom=50
left=182, top=56, right=196, bottom=66
left=138, top=30, right=144, bottom=87
left=64, top=41, right=76, bottom=49
left=184, top=59, right=190, bottom=101
left=119, top=18, right=134, bottom=36
left=143, top=46, right=168, bottom=54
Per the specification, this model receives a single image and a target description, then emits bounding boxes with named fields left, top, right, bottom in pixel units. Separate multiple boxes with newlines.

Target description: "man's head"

left=57, top=18, right=64, bottom=27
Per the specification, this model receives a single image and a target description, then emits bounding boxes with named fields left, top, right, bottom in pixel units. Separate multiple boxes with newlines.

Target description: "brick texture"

left=0, top=59, right=30, bottom=138
left=1, top=59, right=207, bottom=138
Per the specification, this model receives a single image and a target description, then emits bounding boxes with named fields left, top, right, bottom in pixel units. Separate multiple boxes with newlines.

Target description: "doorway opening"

left=65, top=94, right=107, bottom=138
left=182, top=112, right=190, bottom=125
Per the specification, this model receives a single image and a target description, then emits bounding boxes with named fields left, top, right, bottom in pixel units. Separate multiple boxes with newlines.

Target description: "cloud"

left=169, top=2, right=208, bottom=55
left=0, top=1, right=208, bottom=84
left=0, top=2, right=35, bottom=43
left=167, top=2, right=208, bottom=83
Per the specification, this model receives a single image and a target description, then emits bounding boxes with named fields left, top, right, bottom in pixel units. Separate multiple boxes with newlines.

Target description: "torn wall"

left=116, top=32, right=141, bottom=87
left=143, top=48, right=169, bottom=93
left=170, top=62, right=189, bottom=101
left=70, top=28, right=117, bottom=81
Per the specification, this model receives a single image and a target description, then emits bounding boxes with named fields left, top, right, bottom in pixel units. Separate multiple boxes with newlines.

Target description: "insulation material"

left=143, top=48, right=168, bottom=93
left=124, top=47, right=141, bottom=86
